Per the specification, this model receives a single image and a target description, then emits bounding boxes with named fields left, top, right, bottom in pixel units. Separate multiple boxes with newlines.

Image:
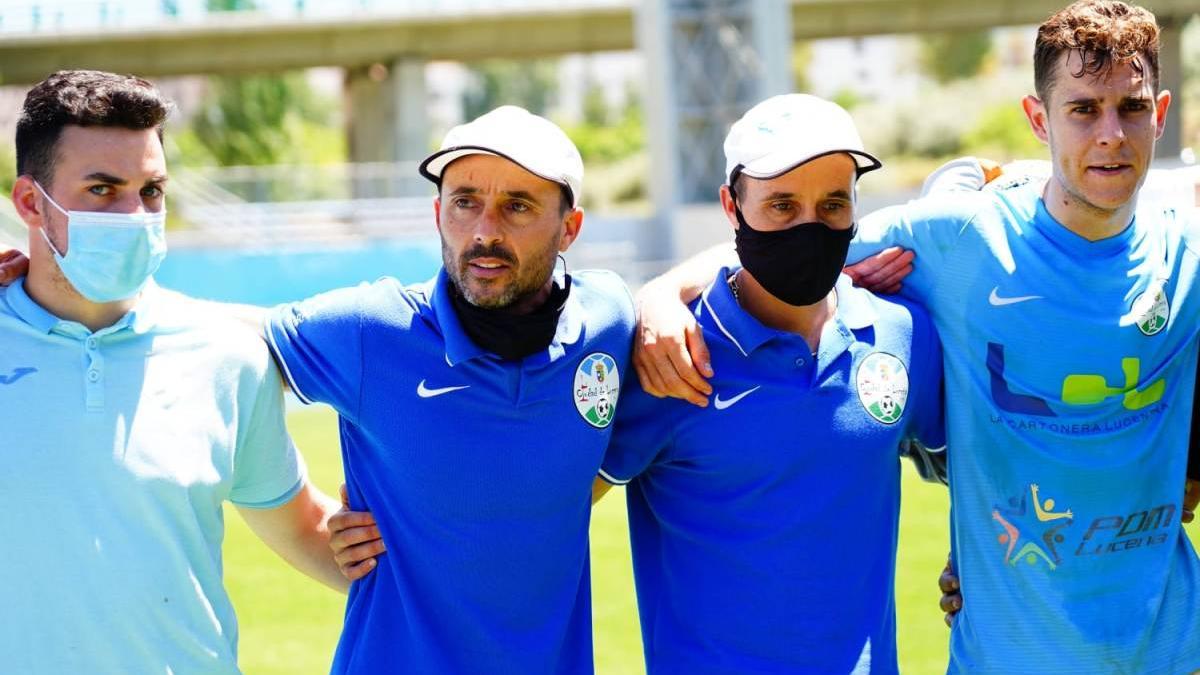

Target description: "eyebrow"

left=447, top=186, right=543, bottom=204
left=1062, top=95, right=1151, bottom=107
left=82, top=172, right=169, bottom=187
left=760, top=190, right=852, bottom=201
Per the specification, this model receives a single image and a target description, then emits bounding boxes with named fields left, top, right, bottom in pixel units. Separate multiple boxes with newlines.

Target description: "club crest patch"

left=574, top=352, right=620, bottom=428
left=1131, top=286, right=1169, bottom=336
left=856, top=352, right=909, bottom=425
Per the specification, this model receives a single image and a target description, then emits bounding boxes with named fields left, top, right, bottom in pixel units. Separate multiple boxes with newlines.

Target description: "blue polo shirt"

left=850, top=183, right=1200, bottom=673
left=265, top=269, right=634, bottom=674
left=600, top=270, right=944, bottom=674
left=0, top=279, right=302, bottom=674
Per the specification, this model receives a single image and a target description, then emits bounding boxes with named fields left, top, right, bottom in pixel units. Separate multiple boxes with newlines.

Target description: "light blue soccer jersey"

left=600, top=270, right=944, bottom=674
left=852, top=183, right=1200, bottom=673
left=265, top=269, right=634, bottom=674
left=0, top=279, right=302, bottom=674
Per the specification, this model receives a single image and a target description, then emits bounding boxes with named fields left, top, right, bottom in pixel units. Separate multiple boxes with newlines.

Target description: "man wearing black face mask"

left=588, top=94, right=946, bottom=673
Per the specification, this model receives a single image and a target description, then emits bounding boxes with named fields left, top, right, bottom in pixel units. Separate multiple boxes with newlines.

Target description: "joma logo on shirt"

left=987, top=343, right=1163, bottom=417
left=0, top=367, right=36, bottom=385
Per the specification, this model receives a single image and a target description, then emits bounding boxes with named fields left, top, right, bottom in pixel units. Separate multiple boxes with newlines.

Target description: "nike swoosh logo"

left=988, top=287, right=1043, bottom=307
left=713, top=386, right=760, bottom=411
left=417, top=380, right=470, bottom=398
left=0, top=367, right=37, bottom=385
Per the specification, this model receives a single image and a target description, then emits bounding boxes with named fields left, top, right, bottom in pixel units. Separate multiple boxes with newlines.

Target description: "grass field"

left=225, top=405, right=1197, bottom=674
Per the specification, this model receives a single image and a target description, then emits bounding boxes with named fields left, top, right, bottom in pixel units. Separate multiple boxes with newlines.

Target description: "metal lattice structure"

left=637, top=0, right=791, bottom=261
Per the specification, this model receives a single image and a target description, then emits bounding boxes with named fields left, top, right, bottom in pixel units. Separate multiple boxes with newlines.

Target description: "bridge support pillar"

left=345, top=58, right=430, bottom=166
left=636, top=0, right=793, bottom=270
left=1157, top=15, right=1186, bottom=160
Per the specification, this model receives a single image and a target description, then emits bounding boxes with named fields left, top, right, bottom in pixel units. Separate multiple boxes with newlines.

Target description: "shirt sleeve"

left=599, top=377, right=680, bottom=485
left=230, top=349, right=307, bottom=508
left=265, top=285, right=366, bottom=423
left=849, top=192, right=982, bottom=304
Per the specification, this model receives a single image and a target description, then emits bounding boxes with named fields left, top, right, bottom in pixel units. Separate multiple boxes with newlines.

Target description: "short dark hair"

left=15, top=70, right=172, bottom=186
left=1033, top=0, right=1160, bottom=102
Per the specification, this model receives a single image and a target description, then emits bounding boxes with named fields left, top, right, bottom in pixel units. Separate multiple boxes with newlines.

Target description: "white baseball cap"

left=419, top=105, right=583, bottom=208
left=724, top=94, right=881, bottom=185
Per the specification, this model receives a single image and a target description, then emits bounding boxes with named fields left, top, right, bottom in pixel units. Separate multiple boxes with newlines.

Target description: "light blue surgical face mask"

left=34, top=181, right=167, bottom=303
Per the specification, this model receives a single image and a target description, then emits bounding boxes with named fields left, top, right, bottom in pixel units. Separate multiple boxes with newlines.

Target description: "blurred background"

left=0, top=1, right=1196, bottom=672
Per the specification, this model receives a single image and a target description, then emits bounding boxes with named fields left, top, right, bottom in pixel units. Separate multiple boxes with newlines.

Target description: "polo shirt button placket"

left=84, top=338, right=105, bottom=411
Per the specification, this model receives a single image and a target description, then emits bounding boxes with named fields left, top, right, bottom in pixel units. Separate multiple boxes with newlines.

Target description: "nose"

left=1095, top=109, right=1126, bottom=147
left=472, top=205, right=504, bottom=246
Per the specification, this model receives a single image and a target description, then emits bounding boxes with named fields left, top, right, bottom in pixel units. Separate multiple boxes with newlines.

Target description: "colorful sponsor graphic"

left=987, top=343, right=1165, bottom=418
left=574, top=352, right=620, bottom=428
left=856, top=352, right=909, bottom=425
left=993, top=484, right=1073, bottom=570
left=992, top=484, right=1176, bottom=570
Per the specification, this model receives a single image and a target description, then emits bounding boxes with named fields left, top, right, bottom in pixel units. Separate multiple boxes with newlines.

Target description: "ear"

left=11, top=176, right=46, bottom=230
left=557, top=208, right=585, bottom=253
left=1153, top=89, right=1172, bottom=140
left=1022, top=95, right=1050, bottom=146
left=719, top=185, right=739, bottom=230
left=433, top=195, right=442, bottom=233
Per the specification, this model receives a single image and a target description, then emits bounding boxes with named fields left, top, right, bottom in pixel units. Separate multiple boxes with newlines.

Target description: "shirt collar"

left=431, top=268, right=582, bottom=367
left=3, top=277, right=162, bottom=338
left=698, top=267, right=878, bottom=357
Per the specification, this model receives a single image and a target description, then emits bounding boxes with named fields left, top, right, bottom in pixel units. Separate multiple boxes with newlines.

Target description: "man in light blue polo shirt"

left=0, top=70, right=348, bottom=674
left=594, top=94, right=943, bottom=674
left=265, top=106, right=634, bottom=673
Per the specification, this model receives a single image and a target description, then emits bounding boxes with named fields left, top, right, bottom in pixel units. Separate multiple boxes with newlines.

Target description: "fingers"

left=339, top=483, right=350, bottom=509
left=979, top=158, right=1004, bottom=184
left=685, top=323, right=714, bottom=379
left=0, top=249, right=29, bottom=286
left=634, top=322, right=712, bottom=408
left=329, top=510, right=377, bottom=534
left=938, top=554, right=961, bottom=627
left=1183, top=479, right=1199, bottom=524
left=845, top=248, right=915, bottom=293
left=340, top=557, right=378, bottom=582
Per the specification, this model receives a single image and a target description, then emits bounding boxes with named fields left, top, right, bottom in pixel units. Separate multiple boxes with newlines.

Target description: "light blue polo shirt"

left=265, top=268, right=634, bottom=674
left=0, top=278, right=303, bottom=674
left=600, top=269, right=944, bottom=675
left=851, top=183, right=1200, bottom=673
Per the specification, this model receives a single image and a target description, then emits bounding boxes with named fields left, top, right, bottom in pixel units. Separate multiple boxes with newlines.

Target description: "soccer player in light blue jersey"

left=592, top=94, right=945, bottom=674
left=269, top=106, right=635, bottom=673
left=635, top=1, right=1200, bottom=672
left=0, top=70, right=348, bottom=674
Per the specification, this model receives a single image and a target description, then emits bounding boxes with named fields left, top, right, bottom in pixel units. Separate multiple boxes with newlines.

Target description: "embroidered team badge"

left=1131, top=286, right=1169, bottom=336
left=856, top=352, right=909, bottom=425
left=574, top=352, right=620, bottom=428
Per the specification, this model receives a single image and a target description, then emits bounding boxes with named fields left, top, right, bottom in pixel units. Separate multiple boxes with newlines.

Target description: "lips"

left=1087, top=162, right=1132, bottom=175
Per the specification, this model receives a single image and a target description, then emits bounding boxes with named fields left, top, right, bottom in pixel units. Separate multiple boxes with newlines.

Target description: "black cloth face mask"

left=730, top=184, right=855, bottom=307
left=449, top=275, right=572, bottom=360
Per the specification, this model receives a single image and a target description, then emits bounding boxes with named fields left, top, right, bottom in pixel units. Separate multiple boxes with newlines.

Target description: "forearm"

left=641, top=242, right=737, bottom=305
left=238, top=482, right=350, bottom=593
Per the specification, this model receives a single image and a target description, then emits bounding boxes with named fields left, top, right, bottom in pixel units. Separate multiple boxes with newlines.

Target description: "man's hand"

left=0, top=249, right=29, bottom=285
left=939, top=555, right=961, bottom=628
left=843, top=247, right=914, bottom=295
left=329, top=484, right=386, bottom=581
left=1184, top=479, right=1198, bottom=524
left=633, top=281, right=713, bottom=407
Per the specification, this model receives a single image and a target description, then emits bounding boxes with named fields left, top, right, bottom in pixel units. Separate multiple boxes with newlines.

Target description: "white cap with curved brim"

left=419, top=105, right=583, bottom=208
left=724, top=94, right=882, bottom=185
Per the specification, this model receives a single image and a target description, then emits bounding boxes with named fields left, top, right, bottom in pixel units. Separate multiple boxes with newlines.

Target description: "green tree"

left=919, top=30, right=993, bottom=84
left=462, top=59, right=559, bottom=120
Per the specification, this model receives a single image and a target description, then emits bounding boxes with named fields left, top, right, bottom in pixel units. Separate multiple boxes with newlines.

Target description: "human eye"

left=141, top=185, right=164, bottom=199
left=1070, top=104, right=1096, bottom=115
left=1121, top=100, right=1149, bottom=113
left=88, top=184, right=115, bottom=197
left=769, top=201, right=794, bottom=213
left=452, top=196, right=476, bottom=209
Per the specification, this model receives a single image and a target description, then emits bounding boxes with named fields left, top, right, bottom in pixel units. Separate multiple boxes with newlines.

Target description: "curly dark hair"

left=1034, top=1, right=1160, bottom=101
left=15, top=70, right=172, bottom=186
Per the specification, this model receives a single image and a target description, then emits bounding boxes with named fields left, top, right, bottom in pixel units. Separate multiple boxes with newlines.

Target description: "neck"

left=736, top=269, right=835, bottom=352
left=1042, top=176, right=1136, bottom=242
left=25, top=252, right=135, bottom=332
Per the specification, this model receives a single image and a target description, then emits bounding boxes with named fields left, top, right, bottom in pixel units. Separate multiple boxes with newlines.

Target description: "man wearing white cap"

left=591, top=94, right=945, bottom=674
left=264, top=105, right=634, bottom=673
